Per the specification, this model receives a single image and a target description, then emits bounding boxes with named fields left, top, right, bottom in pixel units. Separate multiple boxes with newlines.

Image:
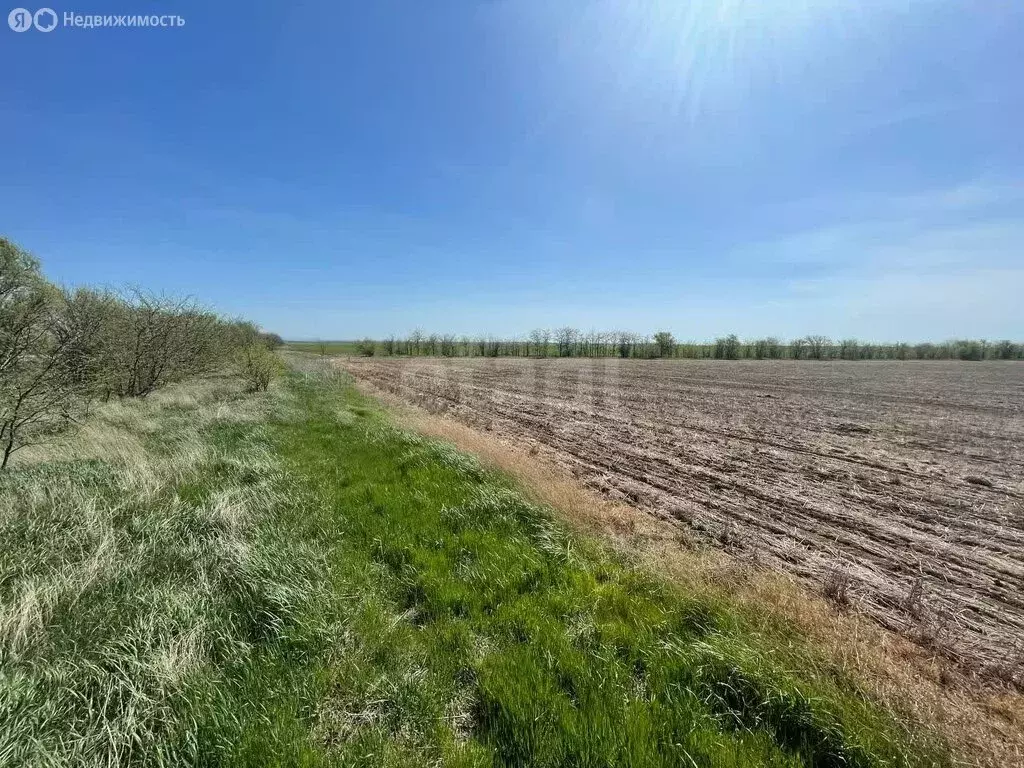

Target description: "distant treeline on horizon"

left=288, top=330, right=1024, bottom=361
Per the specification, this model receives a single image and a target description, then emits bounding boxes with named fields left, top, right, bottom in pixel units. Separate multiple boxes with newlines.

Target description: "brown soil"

left=342, top=357, right=1024, bottom=686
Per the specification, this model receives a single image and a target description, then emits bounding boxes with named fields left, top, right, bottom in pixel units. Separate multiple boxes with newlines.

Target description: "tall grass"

left=0, top=378, right=319, bottom=766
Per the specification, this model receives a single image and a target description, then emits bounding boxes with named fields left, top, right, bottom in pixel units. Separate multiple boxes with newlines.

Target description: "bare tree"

left=55, top=287, right=125, bottom=401
left=616, top=331, right=633, bottom=359
left=409, top=328, right=424, bottom=356
left=839, top=338, right=860, bottom=360
left=102, top=290, right=240, bottom=398
left=555, top=327, right=578, bottom=357
left=529, top=328, right=550, bottom=358
left=804, top=335, right=833, bottom=360
left=790, top=337, right=808, bottom=360
left=0, top=239, right=85, bottom=468
left=1, top=239, right=49, bottom=382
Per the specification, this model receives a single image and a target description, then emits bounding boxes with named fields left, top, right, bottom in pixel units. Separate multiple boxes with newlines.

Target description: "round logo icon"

left=8, top=7, right=33, bottom=31
left=34, top=7, right=57, bottom=31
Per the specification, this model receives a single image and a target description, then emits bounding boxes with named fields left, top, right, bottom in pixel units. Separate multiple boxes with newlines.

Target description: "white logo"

left=8, top=7, right=32, bottom=30
left=8, top=6, right=56, bottom=31
left=8, top=7, right=186, bottom=31
left=33, top=7, right=56, bottom=30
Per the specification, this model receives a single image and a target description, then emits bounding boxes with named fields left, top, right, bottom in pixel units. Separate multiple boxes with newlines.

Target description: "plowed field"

left=342, top=357, right=1024, bottom=681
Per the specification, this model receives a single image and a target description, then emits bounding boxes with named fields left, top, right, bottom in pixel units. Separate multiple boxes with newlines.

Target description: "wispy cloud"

left=744, top=178, right=1024, bottom=275
left=886, top=179, right=1024, bottom=213
left=721, top=179, right=1024, bottom=339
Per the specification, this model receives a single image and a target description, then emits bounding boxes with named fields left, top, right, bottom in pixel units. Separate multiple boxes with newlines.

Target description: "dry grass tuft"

left=822, top=565, right=854, bottom=608
left=357, top=380, right=1024, bottom=768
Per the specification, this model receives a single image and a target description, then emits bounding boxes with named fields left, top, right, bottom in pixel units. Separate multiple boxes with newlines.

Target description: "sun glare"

left=586, top=0, right=870, bottom=122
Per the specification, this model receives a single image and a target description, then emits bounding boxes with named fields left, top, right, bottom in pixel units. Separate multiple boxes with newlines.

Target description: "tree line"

left=0, top=237, right=281, bottom=469
left=343, top=329, right=1024, bottom=361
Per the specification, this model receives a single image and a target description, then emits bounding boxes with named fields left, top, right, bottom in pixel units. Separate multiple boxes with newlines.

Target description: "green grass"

left=285, top=340, right=360, bottom=355
left=0, top=367, right=951, bottom=766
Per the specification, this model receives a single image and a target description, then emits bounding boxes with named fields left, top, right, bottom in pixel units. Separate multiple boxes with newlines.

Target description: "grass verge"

left=0, top=366, right=952, bottom=766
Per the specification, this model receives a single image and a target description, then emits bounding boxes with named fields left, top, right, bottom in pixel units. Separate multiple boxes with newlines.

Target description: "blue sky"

left=2, top=0, right=1022, bottom=341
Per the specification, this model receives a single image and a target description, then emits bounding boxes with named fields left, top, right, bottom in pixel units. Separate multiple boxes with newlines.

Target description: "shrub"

left=1, top=236, right=280, bottom=467
left=260, top=331, right=284, bottom=349
left=653, top=331, right=676, bottom=358
left=70, top=289, right=261, bottom=399
left=713, top=334, right=741, bottom=360
left=804, top=335, right=833, bottom=360
left=235, top=343, right=278, bottom=392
